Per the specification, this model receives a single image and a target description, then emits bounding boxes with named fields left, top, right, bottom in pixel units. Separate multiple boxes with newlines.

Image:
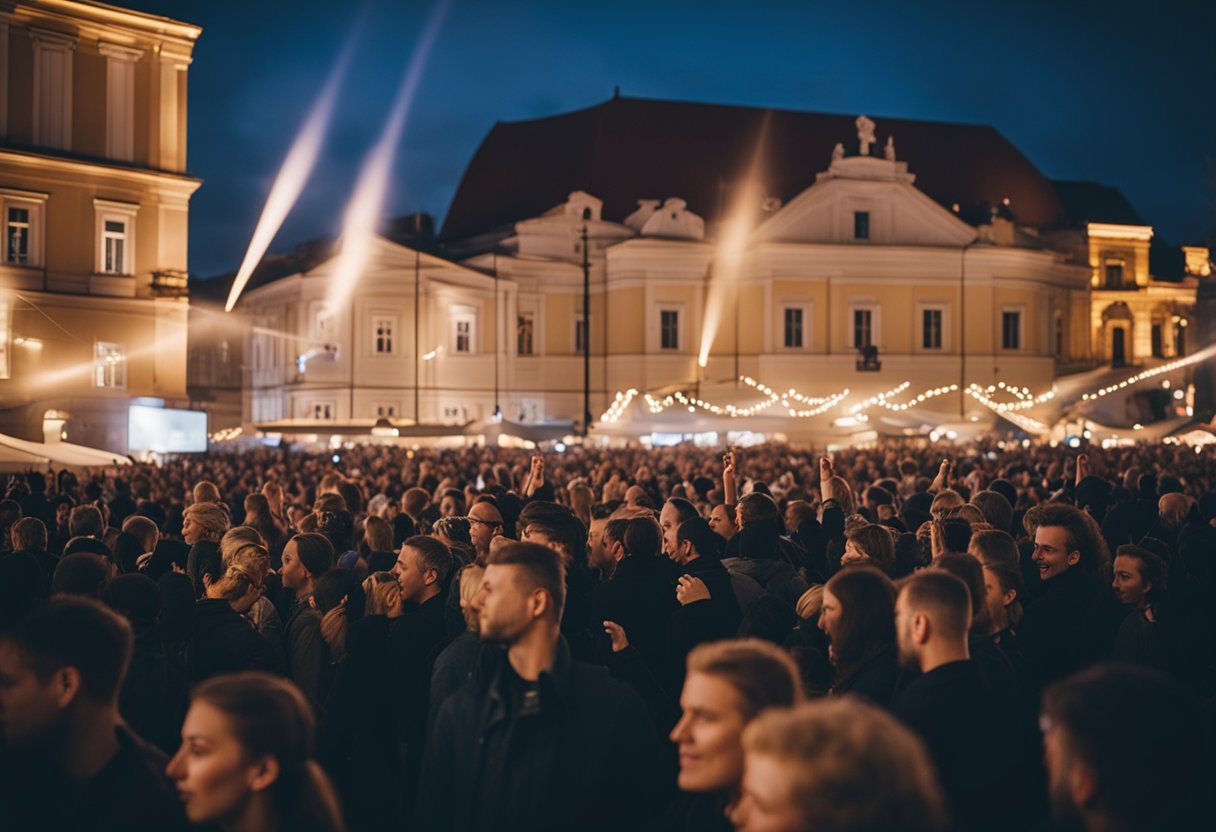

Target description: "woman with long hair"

left=167, top=671, right=345, bottom=832
left=818, top=565, right=899, bottom=706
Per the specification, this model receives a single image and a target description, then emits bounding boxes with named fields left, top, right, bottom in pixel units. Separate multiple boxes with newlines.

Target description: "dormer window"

left=854, top=211, right=870, bottom=241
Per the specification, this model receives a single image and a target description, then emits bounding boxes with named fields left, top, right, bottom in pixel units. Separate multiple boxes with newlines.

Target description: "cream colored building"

left=217, top=98, right=1206, bottom=443
left=0, top=1, right=200, bottom=451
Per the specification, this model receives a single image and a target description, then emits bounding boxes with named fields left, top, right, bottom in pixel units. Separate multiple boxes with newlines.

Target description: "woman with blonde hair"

left=167, top=672, right=345, bottom=832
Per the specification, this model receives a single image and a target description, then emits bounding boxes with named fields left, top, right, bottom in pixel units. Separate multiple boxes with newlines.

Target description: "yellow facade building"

left=0, top=0, right=200, bottom=451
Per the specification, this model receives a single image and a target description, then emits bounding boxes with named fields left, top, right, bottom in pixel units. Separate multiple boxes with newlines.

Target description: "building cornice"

left=0, top=146, right=201, bottom=196
left=8, top=1, right=201, bottom=44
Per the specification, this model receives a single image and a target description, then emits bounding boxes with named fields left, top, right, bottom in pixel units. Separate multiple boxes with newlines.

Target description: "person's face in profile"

left=669, top=672, right=747, bottom=794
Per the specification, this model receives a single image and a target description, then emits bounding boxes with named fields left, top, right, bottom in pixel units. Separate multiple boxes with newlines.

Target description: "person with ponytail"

left=166, top=671, right=345, bottom=832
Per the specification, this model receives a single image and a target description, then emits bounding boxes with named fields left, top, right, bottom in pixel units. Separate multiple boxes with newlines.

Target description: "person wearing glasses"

left=467, top=501, right=506, bottom=564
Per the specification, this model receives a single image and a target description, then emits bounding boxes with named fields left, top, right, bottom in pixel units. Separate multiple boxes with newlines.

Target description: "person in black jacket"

left=414, top=541, right=665, bottom=832
left=1019, top=504, right=1122, bottom=690
left=666, top=517, right=742, bottom=692
left=518, top=501, right=594, bottom=638
left=279, top=532, right=333, bottom=708
left=819, top=565, right=899, bottom=706
left=893, top=570, right=1027, bottom=832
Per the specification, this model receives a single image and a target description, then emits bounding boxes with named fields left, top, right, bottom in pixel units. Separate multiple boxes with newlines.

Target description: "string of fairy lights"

left=597, top=346, right=1212, bottom=430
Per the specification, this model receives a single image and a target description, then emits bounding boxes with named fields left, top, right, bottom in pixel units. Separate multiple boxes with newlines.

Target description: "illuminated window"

left=452, top=307, right=476, bottom=354
left=517, top=313, right=534, bottom=355
left=660, top=309, right=679, bottom=350
left=6, top=207, right=29, bottom=265
left=94, top=341, right=126, bottom=389
left=372, top=315, right=396, bottom=355
left=853, top=211, right=870, bottom=240
left=94, top=199, right=138, bottom=276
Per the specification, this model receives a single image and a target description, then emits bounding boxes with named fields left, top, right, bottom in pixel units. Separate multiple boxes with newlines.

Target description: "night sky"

left=129, top=0, right=1216, bottom=279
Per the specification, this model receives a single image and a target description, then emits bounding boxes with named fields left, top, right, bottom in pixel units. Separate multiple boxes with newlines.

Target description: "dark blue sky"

left=131, top=0, right=1216, bottom=278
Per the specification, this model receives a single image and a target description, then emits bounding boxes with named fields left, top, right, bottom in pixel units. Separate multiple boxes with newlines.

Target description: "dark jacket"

left=665, top=555, right=741, bottom=691
left=834, top=647, right=899, bottom=708
left=1019, top=566, right=1122, bottom=689
left=721, top=556, right=808, bottom=612
left=414, top=637, right=666, bottom=832
left=429, top=630, right=486, bottom=727
left=590, top=553, right=677, bottom=674
left=190, top=597, right=277, bottom=682
left=283, top=595, right=329, bottom=709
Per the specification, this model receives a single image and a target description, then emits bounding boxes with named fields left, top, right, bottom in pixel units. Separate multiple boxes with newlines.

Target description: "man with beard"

left=1041, top=664, right=1209, bottom=830
left=414, top=541, right=664, bottom=831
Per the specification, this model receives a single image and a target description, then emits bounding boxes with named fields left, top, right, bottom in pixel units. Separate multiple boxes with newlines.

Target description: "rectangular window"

left=103, top=219, right=126, bottom=274
left=456, top=320, right=471, bottom=353
left=1055, top=315, right=1065, bottom=356
left=372, top=315, right=395, bottom=355
left=517, top=313, right=534, bottom=355
left=311, top=401, right=335, bottom=420
left=33, top=35, right=73, bottom=151
left=783, top=307, right=804, bottom=348
left=854, top=211, right=870, bottom=240
left=375, top=403, right=398, bottom=418
left=94, top=341, right=126, bottom=389
left=1151, top=324, right=1163, bottom=358
left=104, top=50, right=137, bottom=162
left=6, top=207, right=29, bottom=265
left=1105, top=262, right=1124, bottom=289
left=1002, top=311, right=1021, bottom=350
left=853, top=308, right=873, bottom=348
left=660, top=310, right=679, bottom=350
left=922, top=308, right=943, bottom=350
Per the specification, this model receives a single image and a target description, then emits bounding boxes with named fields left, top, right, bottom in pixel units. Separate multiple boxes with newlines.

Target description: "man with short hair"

left=659, top=497, right=699, bottom=559
left=666, top=517, right=743, bottom=689
left=894, top=570, right=1025, bottom=832
left=414, top=541, right=664, bottom=831
left=1041, top=664, right=1208, bottom=831
left=590, top=516, right=676, bottom=673
left=0, top=597, right=188, bottom=830
left=467, top=501, right=504, bottom=563
left=519, top=503, right=593, bottom=635
left=708, top=503, right=736, bottom=541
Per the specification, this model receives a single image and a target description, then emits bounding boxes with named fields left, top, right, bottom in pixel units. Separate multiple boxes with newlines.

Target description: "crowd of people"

left=0, top=437, right=1214, bottom=831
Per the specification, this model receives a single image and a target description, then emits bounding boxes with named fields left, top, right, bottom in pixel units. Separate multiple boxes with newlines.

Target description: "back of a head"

left=289, top=532, right=335, bottom=577
left=2, top=597, right=133, bottom=708
left=364, top=514, right=393, bottom=553
left=900, top=569, right=971, bottom=641
left=52, top=552, right=110, bottom=598
left=402, top=487, right=430, bottom=517
left=929, top=489, right=964, bottom=519
left=665, top=497, right=700, bottom=525
left=686, top=638, right=804, bottom=720
left=312, top=569, right=366, bottom=620
left=846, top=524, right=896, bottom=575
left=103, top=573, right=161, bottom=632
left=741, top=698, right=946, bottom=832
left=1043, top=664, right=1206, bottom=829
left=935, top=516, right=973, bottom=554
left=69, top=504, right=104, bottom=538
left=191, top=672, right=344, bottom=832
left=623, top=515, right=661, bottom=558
left=11, top=516, right=48, bottom=553
left=932, top=553, right=990, bottom=634
left=186, top=501, right=231, bottom=543
left=313, top=492, right=346, bottom=515
left=969, top=529, right=1019, bottom=570
left=486, top=540, right=566, bottom=620
left=737, top=492, right=780, bottom=529
left=193, top=481, right=221, bottom=504
left=121, top=515, right=159, bottom=553
left=318, top=509, right=355, bottom=552
left=220, top=525, right=265, bottom=565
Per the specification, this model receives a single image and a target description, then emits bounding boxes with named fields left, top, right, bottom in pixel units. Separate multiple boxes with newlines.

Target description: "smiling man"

left=1018, top=504, right=1122, bottom=688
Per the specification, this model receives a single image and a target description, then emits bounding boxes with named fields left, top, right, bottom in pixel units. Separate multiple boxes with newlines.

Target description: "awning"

left=0, top=434, right=131, bottom=468
left=0, top=442, right=50, bottom=472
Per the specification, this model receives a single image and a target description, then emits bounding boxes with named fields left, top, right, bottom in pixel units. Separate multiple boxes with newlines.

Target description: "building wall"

left=0, top=3, right=201, bottom=450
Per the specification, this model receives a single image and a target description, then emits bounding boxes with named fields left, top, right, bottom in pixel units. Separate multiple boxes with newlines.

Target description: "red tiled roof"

left=441, top=95, right=1066, bottom=240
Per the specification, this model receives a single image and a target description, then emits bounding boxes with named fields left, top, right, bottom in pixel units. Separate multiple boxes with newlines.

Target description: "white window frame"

left=31, top=28, right=75, bottom=151
left=452, top=305, right=477, bottom=355
left=780, top=302, right=813, bottom=351
left=94, top=341, right=127, bottom=389
left=93, top=199, right=138, bottom=276
left=849, top=301, right=881, bottom=349
left=659, top=307, right=681, bottom=351
left=1000, top=306, right=1025, bottom=352
left=310, top=400, right=336, bottom=421
left=917, top=303, right=949, bottom=353
left=371, top=313, right=397, bottom=356
left=0, top=189, right=48, bottom=267
left=100, top=43, right=140, bottom=162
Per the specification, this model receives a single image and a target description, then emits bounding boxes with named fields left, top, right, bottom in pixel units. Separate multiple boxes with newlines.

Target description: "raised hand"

left=603, top=620, right=630, bottom=653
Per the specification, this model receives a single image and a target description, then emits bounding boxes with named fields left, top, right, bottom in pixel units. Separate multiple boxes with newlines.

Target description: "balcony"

left=152, top=270, right=189, bottom=298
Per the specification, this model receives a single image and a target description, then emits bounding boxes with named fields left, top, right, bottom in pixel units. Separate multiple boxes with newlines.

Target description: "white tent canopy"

left=0, top=434, right=130, bottom=469
left=0, top=442, right=50, bottom=472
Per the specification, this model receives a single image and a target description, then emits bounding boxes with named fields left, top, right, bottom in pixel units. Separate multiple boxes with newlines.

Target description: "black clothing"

left=834, top=647, right=899, bottom=708
left=561, top=559, right=595, bottom=636
left=665, top=555, right=741, bottom=691
left=648, top=791, right=732, bottom=832
left=590, top=553, right=677, bottom=674
left=0, top=725, right=188, bottom=832
left=283, top=595, right=329, bottom=709
left=429, top=630, right=486, bottom=726
left=1019, top=566, right=1122, bottom=689
left=415, top=637, right=666, bottom=832
left=190, top=597, right=277, bottom=682
left=120, top=627, right=190, bottom=753
left=12, top=547, right=58, bottom=593
left=185, top=538, right=220, bottom=597
left=894, top=660, right=1024, bottom=832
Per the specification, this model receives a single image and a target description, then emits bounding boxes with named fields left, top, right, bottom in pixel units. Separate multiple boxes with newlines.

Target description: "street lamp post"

left=581, top=209, right=591, bottom=437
